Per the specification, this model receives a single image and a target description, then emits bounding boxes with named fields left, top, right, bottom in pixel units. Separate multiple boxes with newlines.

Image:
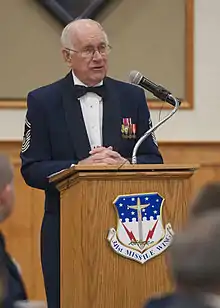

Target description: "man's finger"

left=108, top=150, right=122, bottom=159
left=89, top=146, right=113, bottom=155
left=91, top=153, right=107, bottom=161
left=102, top=157, right=119, bottom=165
left=89, top=146, right=105, bottom=154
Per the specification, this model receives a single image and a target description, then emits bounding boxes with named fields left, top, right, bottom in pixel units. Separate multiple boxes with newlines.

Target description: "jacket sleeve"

left=20, top=93, right=76, bottom=190
left=142, top=298, right=167, bottom=308
left=136, top=89, right=163, bottom=164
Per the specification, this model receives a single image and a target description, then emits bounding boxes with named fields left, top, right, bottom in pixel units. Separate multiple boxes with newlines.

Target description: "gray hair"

left=189, top=182, right=220, bottom=218
left=60, top=18, right=109, bottom=50
left=169, top=210, right=220, bottom=292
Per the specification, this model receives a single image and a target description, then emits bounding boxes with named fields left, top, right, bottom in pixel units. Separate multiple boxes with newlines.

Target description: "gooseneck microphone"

left=129, top=70, right=181, bottom=107
left=129, top=70, right=181, bottom=164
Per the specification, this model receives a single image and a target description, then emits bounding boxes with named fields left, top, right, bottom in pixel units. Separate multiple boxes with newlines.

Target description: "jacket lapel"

left=102, top=77, right=121, bottom=152
left=61, top=72, right=91, bottom=160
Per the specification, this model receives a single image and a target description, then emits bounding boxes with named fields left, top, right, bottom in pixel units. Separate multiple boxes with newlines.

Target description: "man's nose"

left=92, top=50, right=103, bottom=60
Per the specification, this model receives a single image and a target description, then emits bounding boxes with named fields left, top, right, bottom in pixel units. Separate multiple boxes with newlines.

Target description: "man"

left=0, top=154, right=27, bottom=307
left=145, top=209, right=220, bottom=308
left=144, top=182, right=220, bottom=308
left=167, top=210, right=220, bottom=308
left=20, top=19, right=163, bottom=308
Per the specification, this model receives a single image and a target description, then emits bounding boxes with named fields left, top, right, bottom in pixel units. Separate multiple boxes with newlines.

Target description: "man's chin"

left=92, top=72, right=106, bottom=82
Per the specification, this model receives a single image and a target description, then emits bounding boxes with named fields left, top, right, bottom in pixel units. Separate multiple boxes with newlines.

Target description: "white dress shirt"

left=72, top=71, right=103, bottom=150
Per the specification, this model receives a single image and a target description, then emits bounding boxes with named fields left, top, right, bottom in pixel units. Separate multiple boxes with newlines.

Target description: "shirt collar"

left=71, top=70, right=103, bottom=87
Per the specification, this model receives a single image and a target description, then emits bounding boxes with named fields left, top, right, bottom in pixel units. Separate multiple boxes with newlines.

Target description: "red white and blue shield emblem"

left=107, top=193, right=174, bottom=264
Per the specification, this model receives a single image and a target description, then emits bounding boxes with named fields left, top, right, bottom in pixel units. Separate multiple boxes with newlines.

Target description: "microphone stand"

left=131, top=94, right=180, bottom=164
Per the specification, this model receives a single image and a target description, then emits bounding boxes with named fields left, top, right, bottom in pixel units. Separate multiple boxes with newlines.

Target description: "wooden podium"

left=50, top=164, right=197, bottom=308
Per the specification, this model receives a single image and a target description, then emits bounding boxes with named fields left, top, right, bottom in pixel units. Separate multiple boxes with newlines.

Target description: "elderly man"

left=0, top=154, right=27, bottom=307
left=20, top=19, right=163, bottom=308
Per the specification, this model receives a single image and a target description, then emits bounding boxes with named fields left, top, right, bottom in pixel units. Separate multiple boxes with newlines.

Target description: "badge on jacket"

left=21, top=117, right=31, bottom=153
left=121, top=118, right=136, bottom=139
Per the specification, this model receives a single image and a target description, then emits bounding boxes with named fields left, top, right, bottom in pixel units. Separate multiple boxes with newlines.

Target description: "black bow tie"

left=74, top=85, right=105, bottom=99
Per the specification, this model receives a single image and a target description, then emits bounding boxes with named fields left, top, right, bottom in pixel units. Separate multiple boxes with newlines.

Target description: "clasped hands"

left=78, top=146, right=130, bottom=165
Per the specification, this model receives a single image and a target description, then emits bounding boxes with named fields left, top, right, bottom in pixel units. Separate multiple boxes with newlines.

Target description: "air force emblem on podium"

left=107, top=193, right=174, bottom=264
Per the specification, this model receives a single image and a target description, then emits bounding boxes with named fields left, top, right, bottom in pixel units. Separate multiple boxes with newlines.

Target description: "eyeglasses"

left=65, top=44, right=112, bottom=58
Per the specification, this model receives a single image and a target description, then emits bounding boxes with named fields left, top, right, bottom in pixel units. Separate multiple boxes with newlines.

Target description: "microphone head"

left=129, top=70, right=143, bottom=85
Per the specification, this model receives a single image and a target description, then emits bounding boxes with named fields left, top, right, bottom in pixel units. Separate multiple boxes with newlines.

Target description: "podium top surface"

left=48, top=164, right=199, bottom=184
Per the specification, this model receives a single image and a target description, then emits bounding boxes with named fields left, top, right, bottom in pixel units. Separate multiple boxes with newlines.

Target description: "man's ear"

left=0, top=194, right=2, bottom=207
left=62, top=49, right=72, bottom=65
left=0, top=185, right=9, bottom=204
left=0, top=184, right=14, bottom=222
left=0, top=186, right=6, bottom=210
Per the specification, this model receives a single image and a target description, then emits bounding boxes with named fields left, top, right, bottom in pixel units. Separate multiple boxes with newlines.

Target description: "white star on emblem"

left=142, top=209, right=146, bottom=212
left=145, top=197, right=149, bottom=200
left=131, top=198, right=135, bottom=201
left=154, top=210, right=157, bottom=214
left=121, top=213, right=124, bottom=216
left=152, top=205, right=154, bottom=208
left=123, top=198, right=125, bottom=200
left=119, top=203, right=123, bottom=207
left=156, top=199, right=159, bottom=202
left=131, top=211, right=135, bottom=215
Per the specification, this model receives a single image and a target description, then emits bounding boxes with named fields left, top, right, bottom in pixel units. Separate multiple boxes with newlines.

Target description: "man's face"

left=64, top=25, right=109, bottom=86
left=0, top=182, right=15, bottom=223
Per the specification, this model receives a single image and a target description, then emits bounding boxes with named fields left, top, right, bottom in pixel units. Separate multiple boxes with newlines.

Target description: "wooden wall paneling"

left=159, top=142, right=220, bottom=196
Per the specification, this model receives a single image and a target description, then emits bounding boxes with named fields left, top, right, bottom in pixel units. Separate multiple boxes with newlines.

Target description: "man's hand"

left=78, top=146, right=130, bottom=165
